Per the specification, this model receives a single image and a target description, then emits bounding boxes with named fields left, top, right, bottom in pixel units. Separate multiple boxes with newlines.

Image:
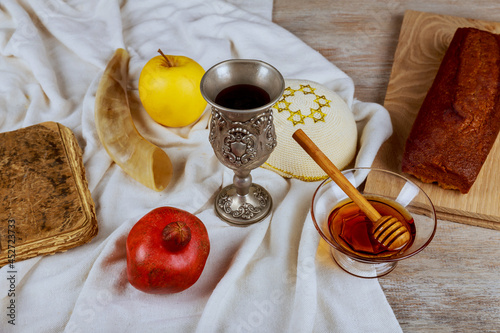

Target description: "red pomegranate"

left=126, top=207, right=210, bottom=294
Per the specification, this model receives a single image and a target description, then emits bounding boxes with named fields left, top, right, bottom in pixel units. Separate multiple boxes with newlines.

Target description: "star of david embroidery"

left=273, top=84, right=331, bottom=126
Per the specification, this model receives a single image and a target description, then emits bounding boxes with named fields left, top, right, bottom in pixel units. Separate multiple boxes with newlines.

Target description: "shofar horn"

left=95, top=48, right=173, bottom=191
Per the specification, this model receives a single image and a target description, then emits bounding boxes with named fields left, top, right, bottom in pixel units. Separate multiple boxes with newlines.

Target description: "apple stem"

left=158, top=49, right=174, bottom=67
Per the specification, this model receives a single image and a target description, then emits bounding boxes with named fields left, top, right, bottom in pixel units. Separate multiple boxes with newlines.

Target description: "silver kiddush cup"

left=200, top=59, right=285, bottom=225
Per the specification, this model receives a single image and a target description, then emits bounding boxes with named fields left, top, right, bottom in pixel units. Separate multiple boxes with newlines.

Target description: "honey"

left=328, top=196, right=415, bottom=258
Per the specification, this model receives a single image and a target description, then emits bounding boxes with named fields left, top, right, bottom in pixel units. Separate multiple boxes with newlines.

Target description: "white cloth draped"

left=0, top=0, right=400, bottom=332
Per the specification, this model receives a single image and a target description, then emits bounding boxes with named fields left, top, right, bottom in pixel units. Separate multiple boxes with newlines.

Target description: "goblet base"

left=330, top=248, right=398, bottom=279
left=214, top=183, right=272, bottom=226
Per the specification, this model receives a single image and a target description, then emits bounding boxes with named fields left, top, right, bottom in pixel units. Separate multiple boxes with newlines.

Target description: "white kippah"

left=263, top=79, right=358, bottom=181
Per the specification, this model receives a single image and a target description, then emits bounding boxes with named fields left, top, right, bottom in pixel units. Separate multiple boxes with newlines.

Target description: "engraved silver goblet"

left=200, top=59, right=285, bottom=225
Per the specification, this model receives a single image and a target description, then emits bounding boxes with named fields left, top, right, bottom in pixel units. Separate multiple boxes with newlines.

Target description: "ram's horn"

left=95, top=48, right=173, bottom=192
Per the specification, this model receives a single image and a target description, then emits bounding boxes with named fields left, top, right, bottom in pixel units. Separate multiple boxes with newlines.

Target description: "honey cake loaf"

left=402, top=27, right=500, bottom=194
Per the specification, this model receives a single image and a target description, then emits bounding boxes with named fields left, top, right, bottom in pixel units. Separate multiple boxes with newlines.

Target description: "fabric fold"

left=0, top=1, right=400, bottom=332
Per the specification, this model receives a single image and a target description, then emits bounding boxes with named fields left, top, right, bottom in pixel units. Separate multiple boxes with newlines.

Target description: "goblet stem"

left=234, top=170, right=252, bottom=196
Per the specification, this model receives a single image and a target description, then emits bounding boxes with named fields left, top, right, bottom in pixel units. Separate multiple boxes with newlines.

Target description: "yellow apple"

left=138, top=50, right=207, bottom=127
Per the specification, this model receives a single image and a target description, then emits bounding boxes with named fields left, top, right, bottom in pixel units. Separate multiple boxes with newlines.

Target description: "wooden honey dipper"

left=293, top=129, right=410, bottom=251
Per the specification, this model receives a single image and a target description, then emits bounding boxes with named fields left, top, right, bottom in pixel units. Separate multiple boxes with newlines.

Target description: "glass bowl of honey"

left=311, top=167, right=437, bottom=278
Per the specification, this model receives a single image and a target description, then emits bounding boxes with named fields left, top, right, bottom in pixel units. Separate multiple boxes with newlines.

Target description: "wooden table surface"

left=273, top=1, right=500, bottom=332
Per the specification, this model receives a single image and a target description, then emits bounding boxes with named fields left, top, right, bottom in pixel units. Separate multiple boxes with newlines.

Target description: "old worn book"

left=0, top=122, right=98, bottom=267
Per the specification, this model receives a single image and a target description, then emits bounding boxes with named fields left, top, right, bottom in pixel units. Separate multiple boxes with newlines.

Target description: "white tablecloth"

left=0, top=0, right=401, bottom=332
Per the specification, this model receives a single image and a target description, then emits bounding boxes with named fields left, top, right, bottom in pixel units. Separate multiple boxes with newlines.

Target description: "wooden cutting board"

left=0, top=122, right=98, bottom=266
left=368, top=10, right=500, bottom=230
